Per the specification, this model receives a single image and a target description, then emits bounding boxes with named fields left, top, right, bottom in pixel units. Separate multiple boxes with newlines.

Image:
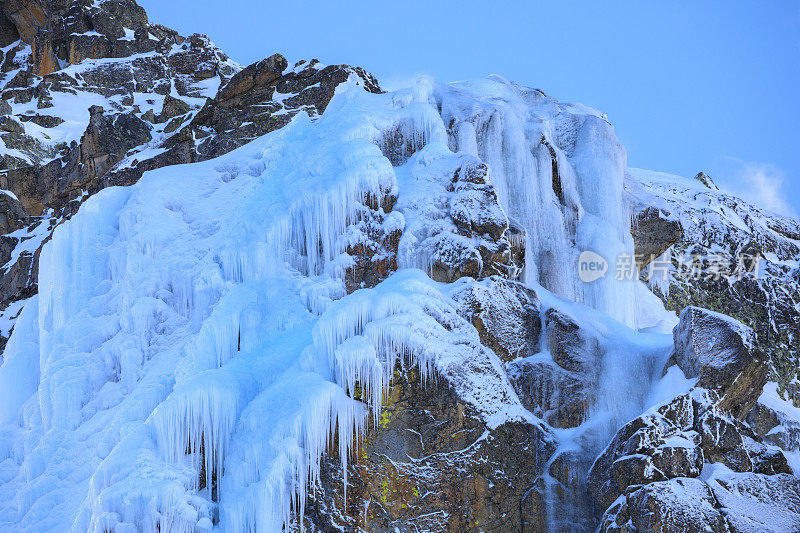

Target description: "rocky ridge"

left=627, top=168, right=800, bottom=402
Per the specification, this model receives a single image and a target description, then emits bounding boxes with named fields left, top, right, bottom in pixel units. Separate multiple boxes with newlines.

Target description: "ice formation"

left=0, top=75, right=668, bottom=531
left=439, top=77, right=637, bottom=326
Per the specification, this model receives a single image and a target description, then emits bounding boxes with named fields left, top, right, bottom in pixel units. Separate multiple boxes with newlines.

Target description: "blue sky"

left=139, top=0, right=800, bottom=217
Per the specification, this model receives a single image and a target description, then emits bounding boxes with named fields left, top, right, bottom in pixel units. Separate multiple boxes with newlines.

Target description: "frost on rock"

left=0, top=50, right=755, bottom=531
left=603, top=470, right=800, bottom=533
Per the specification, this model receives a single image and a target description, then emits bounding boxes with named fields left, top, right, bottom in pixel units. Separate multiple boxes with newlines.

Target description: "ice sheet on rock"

left=0, top=79, right=540, bottom=532
left=0, top=69, right=699, bottom=531
left=439, top=77, right=637, bottom=326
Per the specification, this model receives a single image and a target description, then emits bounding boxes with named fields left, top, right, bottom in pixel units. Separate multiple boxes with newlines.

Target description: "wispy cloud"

left=721, top=160, right=797, bottom=218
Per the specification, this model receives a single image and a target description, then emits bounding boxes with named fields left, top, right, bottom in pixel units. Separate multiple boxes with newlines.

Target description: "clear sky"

left=139, top=0, right=800, bottom=217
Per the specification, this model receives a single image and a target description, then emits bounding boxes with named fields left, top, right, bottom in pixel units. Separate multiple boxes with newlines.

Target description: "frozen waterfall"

left=0, top=75, right=659, bottom=532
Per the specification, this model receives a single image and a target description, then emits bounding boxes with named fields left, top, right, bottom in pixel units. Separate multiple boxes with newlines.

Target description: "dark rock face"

left=451, top=276, right=541, bottom=362
left=1, top=0, right=47, bottom=45
left=0, top=192, right=26, bottom=235
left=673, top=306, right=768, bottom=419
left=79, top=105, right=152, bottom=179
left=589, top=380, right=794, bottom=513
left=179, top=56, right=382, bottom=163
left=631, top=206, right=682, bottom=267
left=1, top=0, right=169, bottom=76
left=510, top=308, right=601, bottom=429
left=343, top=187, right=401, bottom=293
left=301, top=364, right=555, bottom=533
left=588, top=394, right=701, bottom=511
left=605, top=477, right=728, bottom=533
left=157, top=94, right=190, bottom=123
left=603, top=473, right=800, bottom=533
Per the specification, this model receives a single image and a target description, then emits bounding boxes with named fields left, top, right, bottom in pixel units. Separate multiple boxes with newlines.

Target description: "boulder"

left=216, top=53, right=287, bottom=103
left=449, top=161, right=508, bottom=242
left=697, top=410, right=752, bottom=472
left=588, top=395, right=703, bottom=511
left=452, top=277, right=540, bottom=362
left=545, top=308, right=600, bottom=374
left=673, top=306, right=768, bottom=419
left=157, top=94, right=190, bottom=123
left=604, top=472, right=800, bottom=533
left=631, top=206, right=683, bottom=267
left=708, top=472, right=800, bottom=532
left=621, top=478, right=729, bottom=533
left=745, top=401, right=782, bottom=438
left=746, top=440, right=792, bottom=475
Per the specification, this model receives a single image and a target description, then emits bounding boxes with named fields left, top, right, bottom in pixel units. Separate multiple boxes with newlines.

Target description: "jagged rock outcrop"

left=631, top=206, right=682, bottom=267
left=0, top=2, right=797, bottom=533
left=0, top=191, right=26, bottom=234
left=602, top=473, right=800, bottom=533
left=168, top=55, right=382, bottom=163
left=628, top=168, right=800, bottom=404
left=0, top=0, right=383, bottom=351
left=590, top=309, right=796, bottom=532
left=302, top=364, right=555, bottom=532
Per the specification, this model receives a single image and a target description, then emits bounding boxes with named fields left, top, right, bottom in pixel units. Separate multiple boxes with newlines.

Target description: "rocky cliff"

left=0, top=2, right=797, bottom=533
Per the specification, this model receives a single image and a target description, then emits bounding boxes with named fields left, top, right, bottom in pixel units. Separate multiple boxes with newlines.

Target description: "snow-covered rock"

left=673, top=306, right=768, bottom=419
left=628, top=168, right=800, bottom=404
left=603, top=471, right=800, bottom=533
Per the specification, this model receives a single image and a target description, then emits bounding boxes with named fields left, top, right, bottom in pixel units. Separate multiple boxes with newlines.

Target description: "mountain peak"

left=694, top=171, right=720, bottom=190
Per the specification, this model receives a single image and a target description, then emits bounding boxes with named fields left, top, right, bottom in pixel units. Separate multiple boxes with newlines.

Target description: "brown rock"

left=625, top=478, right=729, bottom=533
left=0, top=192, right=27, bottom=235
left=451, top=276, right=541, bottom=362
left=631, top=206, right=682, bottom=267
left=32, top=27, right=58, bottom=76
left=303, top=364, right=556, bottom=533
left=217, top=53, right=288, bottom=103
left=157, top=94, right=191, bottom=123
